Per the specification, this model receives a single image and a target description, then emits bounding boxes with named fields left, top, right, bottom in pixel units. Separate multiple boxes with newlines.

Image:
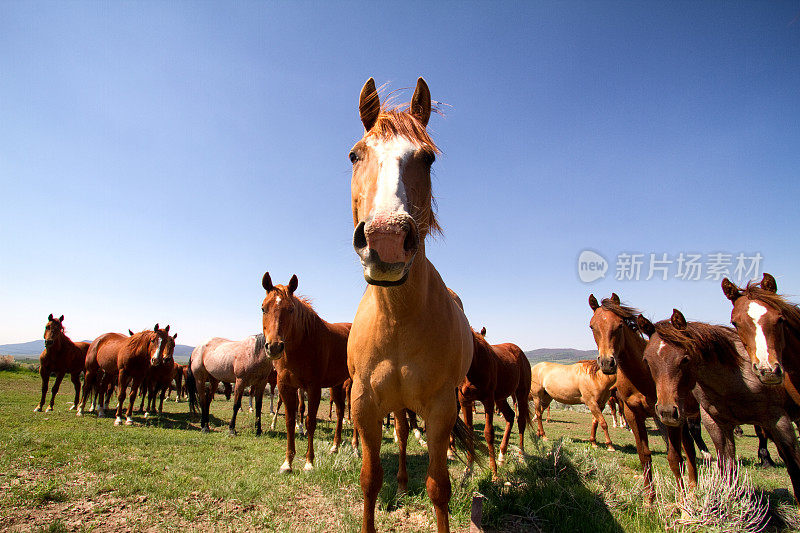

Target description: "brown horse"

left=168, top=362, right=185, bottom=401
left=638, top=309, right=800, bottom=504
left=261, top=272, right=350, bottom=472
left=35, top=314, right=90, bottom=412
left=347, top=77, right=474, bottom=533
left=722, top=273, right=800, bottom=385
left=139, top=345, right=176, bottom=417
left=607, top=387, right=628, bottom=429
left=530, top=359, right=616, bottom=451
left=79, top=324, right=176, bottom=425
left=457, top=327, right=531, bottom=478
left=590, top=294, right=703, bottom=500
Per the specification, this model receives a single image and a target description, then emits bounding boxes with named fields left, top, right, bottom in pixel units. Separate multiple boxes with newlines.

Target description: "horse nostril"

left=403, top=226, right=418, bottom=252
left=775, top=364, right=783, bottom=377
left=672, top=406, right=679, bottom=419
left=353, top=221, right=367, bottom=250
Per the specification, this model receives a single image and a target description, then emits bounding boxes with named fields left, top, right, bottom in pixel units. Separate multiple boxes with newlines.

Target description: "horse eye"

left=349, top=151, right=359, bottom=163
left=777, top=316, right=786, bottom=324
left=731, top=320, right=738, bottom=327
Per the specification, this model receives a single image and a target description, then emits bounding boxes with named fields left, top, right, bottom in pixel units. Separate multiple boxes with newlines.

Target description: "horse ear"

left=410, top=77, right=431, bottom=127
left=589, top=294, right=600, bottom=311
left=636, top=315, right=656, bottom=337
left=761, top=273, right=777, bottom=293
left=671, top=309, right=687, bottom=330
left=172, top=333, right=178, bottom=340
left=154, top=323, right=159, bottom=332
left=359, top=78, right=380, bottom=132
left=480, top=327, right=486, bottom=336
left=611, top=293, right=621, bottom=305
left=48, top=313, right=54, bottom=321
left=59, top=315, right=64, bottom=322
left=164, top=325, right=170, bottom=334
left=721, top=278, right=741, bottom=302
left=262, top=272, right=274, bottom=292
left=128, top=329, right=134, bottom=336
left=288, top=274, right=298, bottom=295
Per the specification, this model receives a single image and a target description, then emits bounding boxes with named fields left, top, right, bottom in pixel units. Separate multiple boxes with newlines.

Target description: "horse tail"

left=518, top=349, right=535, bottom=432
left=186, top=355, right=198, bottom=414
left=450, top=416, right=489, bottom=467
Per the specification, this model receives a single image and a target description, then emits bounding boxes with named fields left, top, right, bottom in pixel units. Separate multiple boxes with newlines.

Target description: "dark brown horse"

left=35, top=314, right=90, bottom=413
left=457, top=327, right=531, bottom=478
left=590, top=294, right=704, bottom=500
left=79, top=325, right=176, bottom=425
left=261, top=272, right=350, bottom=472
left=639, top=309, right=800, bottom=504
left=139, top=345, right=176, bottom=417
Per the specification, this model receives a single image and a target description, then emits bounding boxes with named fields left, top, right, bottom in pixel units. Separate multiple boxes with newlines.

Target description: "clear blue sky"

left=2, top=2, right=798, bottom=350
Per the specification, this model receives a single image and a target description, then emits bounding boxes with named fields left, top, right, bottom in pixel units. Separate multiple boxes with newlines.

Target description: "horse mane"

left=577, top=359, right=601, bottom=376
left=653, top=320, right=741, bottom=366
left=128, top=330, right=156, bottom=354
left=365, top=102, right=442, bottom=237
left=254, top=333, right=266, bottom=356
left=742, top=282, right=800, bottom=337
left=600, top=298, right=644, bottom=341
left=292, top=294, right=322, bottom=336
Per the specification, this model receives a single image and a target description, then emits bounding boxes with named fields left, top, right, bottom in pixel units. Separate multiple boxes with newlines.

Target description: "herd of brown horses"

left=28, top=77, right=800, bottom=532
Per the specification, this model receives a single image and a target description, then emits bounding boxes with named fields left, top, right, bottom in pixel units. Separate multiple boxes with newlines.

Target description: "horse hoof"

left=144, top=412, right=150, bottom=419
left=498, top=453, right=505, bottom=465
left=279, top=461, right=292, bottom=474
left=700, top=451, right=713, bottom=461
left=255, top=430, right=262, bottom=437
left=125, top=418, right=134, bottom=426
left=34, top=406, right=42, bottom=412
left=114, top=417, right=123, bottom=426
left=201, top=426, right=210, bottom=433
left=329, top=444, right=339, bottom=454
left=303, top=462, right=314, bottom=472
left=228, top=429, right=237, bottom=437
left=606, top=446, right=616, bottom=452
left=541, top=436, right=549, bottom=441
left=447, top=450, right=456, bottom=461
left=591, top=442, right=599, bottom=449
left=45, top=406, right=53, bottom=413
left=69, top=405, right=77, bottom=411
left=76, top=410, right=83, bottom=417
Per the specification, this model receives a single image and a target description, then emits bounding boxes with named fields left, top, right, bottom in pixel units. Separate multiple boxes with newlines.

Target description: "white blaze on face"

left=275, top=296, right=281, bottom=305
left=657, top=341, right=665, bottom=356
left=153, top=337, right=162, bottom=360
left=747, top=302, right=770, bottom=366
left=366, top=136, right=417, bottom=218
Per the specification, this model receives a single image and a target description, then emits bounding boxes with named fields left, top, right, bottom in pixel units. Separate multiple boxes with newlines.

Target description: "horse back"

left=87, top=332, right=128, bottom=373
left=492, top=342, right=530, bottom=397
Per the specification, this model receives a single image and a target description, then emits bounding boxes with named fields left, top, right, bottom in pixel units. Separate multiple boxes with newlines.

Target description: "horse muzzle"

left=353, top=215, right=418, bottom=286
left=597, top=355, right=617, bottom=375
left=266, top=341, right=285, bottom=359
left=753, top=361, right=784, bottom=385
left=655, top=402, right=683, bottom=427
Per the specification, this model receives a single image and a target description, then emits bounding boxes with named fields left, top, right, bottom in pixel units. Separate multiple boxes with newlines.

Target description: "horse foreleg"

left=665, top=425, right=687, bottom=494
left=278, top=383, right=298, bottom=473
left=254, top=383, right=265, bottom=436
left=330, top=383, right=346, bottom=453
left=78, top=367, right=96, bottom=416
left=755, top=425, right=777, bottom=467
left=624, top=405, right=655, bottom=503
left=680, top=422, right=699, bottom=490
left=303, top=387, right=322, bottom=471
left=352, top=384, right=382, bottom=533
left=767, top=417, right=800, bottom=505
left=423, top=398, right=457, bottom=533
left=126, top=375, right=143, bottom=426
left=229, top=378, right=245, bottom=436
left=47, top=371, right=66, bottom=412
left=271, top=394, right=283, bottom=430
left=587, top=401, right=613, bottom=451
left=35, top=364, right=50, bottom=412
left=482, top=398, right=497, bottom=479
left=115, top=371, right=130, bottom=425
left=395, top=410, right=409, bottom=495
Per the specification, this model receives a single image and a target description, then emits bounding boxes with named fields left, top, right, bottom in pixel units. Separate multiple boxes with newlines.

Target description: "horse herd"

left=26, top=78, right=800, bottom=532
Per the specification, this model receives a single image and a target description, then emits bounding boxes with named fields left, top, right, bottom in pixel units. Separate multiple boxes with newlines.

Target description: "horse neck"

left=783, top=325, right=800, bottom=378
left=367, top=241, right=434, bottom=313
left=285, top=300, right=324, bottom=352
left=46, top=332, right=71, bottom=356
left=616, top=329, right=652, bottom=389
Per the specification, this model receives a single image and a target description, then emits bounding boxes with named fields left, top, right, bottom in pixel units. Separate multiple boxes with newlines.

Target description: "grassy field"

left=2, top=366, right=800, bottom=532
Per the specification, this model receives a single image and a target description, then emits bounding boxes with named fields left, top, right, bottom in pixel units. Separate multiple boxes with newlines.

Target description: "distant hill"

left=525, top=348, right=597, bottom=366
left=0, top=339, right=194, bottom=363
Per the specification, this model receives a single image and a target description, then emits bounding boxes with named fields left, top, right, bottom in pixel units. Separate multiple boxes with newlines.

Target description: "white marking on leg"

left=413, top=428, right=422, bottom=441
left=279, top=460, right=292, bottom=473
left=330, top=444, right=339, bottom=454
left=498, top=451, right=505, bottom=464
left=114, top=416, right=123, bottom=426
left=125, top=416, right=133, bottom=425
left=45, top=406, right=52, bottom=413
left=303, top=461, right=314, bottom=471
left=748, top=302, right=771, bottom=366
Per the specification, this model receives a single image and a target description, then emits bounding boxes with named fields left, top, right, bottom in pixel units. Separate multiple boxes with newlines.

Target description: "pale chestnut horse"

left=187, top=334, right=274, bottom=435
left=347, top=77, right=473, bottom=533
left=530, top=360, right=616, bottom=451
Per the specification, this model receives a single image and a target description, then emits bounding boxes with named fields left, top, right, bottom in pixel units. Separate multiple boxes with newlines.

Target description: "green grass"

left=1, top=367, right=798, bottom=531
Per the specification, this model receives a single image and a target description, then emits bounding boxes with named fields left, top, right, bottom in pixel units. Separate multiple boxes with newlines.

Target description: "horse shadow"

left=139, top=410, right=225, bottom=431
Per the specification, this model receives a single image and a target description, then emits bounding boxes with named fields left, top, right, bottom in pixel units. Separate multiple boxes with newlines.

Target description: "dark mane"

left=600, top=299, right=640, bottom=320
left=743, top=282, right=800, bottom=336
left=654, top=320, right=742, bottom=366
left=254, top=333, right=266, bottom=356
left=365, top=103, right=442, bottom=237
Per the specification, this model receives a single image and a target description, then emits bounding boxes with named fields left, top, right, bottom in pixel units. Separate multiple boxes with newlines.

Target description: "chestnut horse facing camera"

left=347, top=77, right=474, bottom=533
left=35, top=314, right=90, bottom=413
left=79, top=324, right=176, bottom=425
left=261, top=272, right=350, bottom=473
left=722, top=273, right=800, bottom=386
left=589, top=294, right=706, bottom=501
left=639, top=309, right=800, bottom=504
